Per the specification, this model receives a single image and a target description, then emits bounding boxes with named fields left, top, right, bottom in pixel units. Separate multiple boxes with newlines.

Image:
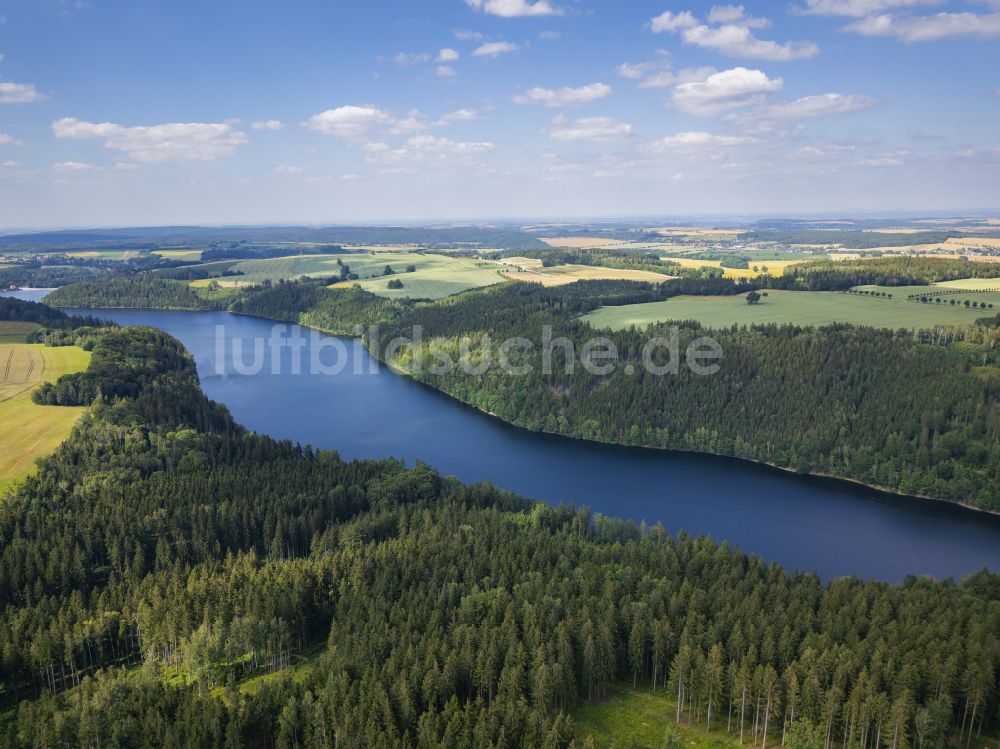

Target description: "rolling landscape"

left=1, top=1, right=999, bottom=748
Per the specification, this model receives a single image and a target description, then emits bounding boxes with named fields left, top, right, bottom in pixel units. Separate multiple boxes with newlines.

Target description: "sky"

left=0, top=0, right=998, bottom=228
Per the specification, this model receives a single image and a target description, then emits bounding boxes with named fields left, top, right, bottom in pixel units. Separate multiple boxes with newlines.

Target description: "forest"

left=1, top=325, right=997, bottom=747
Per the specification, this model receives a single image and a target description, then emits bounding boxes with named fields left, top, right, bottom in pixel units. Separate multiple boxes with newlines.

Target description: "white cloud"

left=650, top=11, right=699, bottom=33
left=52, top=118, right=248, bottom=162
left=437, top=108, right=480, bottom=124
left=539, top=30, right=561, bottom=39
left=302, top=106, right=429, bottom=139
left=647, top=131, right=755, bottom=150
left=453, top=29, right=485, bottom=41
left=1, top=160, right=18, bottom=167
left=547, top=116, right=634, bottom=142
left=843, top=12, right=1000, bottom=42
left=438, top=48, right=460, bottom=62
left=0, top=132, right=23, bottom=146
left=682, top=24, right=820, bottom=60
left=0, top=82, right=44, bottom=104
left=512, top=83, right=612, bottom=108
left=363, top=134, right=495, bottom=165
left=617, top=56, right=714, bottom=90
left=472, top=41, right=520, bottom=57
left=251, top=120, right=284, bottom=131
left=274, top=165, right=303, bottom=174
left=760, top=93, right=877, bottom=118
left=437, top=65, right=458, bottom=77
left=857, top=156, right=903, bottom=167
left=392, top=51, right=432, bottom=65
left=53, top=161, right=95, bottom=172
left=465, top=0, right=563, bottom=17
left=796, top=0, right=939, bottom=17
left=651, top=8, right=818, bottom=60
left=671, top=67, right=783, bottom=116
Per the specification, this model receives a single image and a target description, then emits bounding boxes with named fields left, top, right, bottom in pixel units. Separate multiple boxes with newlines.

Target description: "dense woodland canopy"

left=0, top=326, right=997, bottom=748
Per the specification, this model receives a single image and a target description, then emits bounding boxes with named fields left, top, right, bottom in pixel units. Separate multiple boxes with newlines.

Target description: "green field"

left=0, top=320, right=40, bottom=343
left=153, top=249, right=204, bottom=261
left=574, top=684, right=741, bottom=749
left=583, top=289, right=993, bottom=331
left=0, top=343, right=91, bottom=494
left=333, top=254, right=504, bottom=299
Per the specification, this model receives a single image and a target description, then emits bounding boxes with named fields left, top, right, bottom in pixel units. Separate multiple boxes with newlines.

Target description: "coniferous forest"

left=0, top=324, right=997, bottom=748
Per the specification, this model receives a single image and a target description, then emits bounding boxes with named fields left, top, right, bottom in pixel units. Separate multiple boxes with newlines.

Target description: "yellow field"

left=0, top=344, right=91, bottom=494
left=944, top=237, right=1000, bottom=250
left=661, top=257, right=805, bottom=278
left=500, top=263, right=672, bottom=287
left=494, top=256, right=545, bottom=270
left=500, top=270, right=576, bottom=287
left=651, top=226, right=743, bottom=239
left=341, top=244, right=424, bottom=252
left=540, top=237, right=631, bottom=249
left=153, top=249, right=204, bottom=261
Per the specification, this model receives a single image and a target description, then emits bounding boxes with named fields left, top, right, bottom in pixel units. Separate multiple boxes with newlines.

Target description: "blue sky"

left=0, top=0, right=998, bottom=227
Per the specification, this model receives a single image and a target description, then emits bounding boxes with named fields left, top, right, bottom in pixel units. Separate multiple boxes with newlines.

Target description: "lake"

left=9, top=289, right=1000, bottom=582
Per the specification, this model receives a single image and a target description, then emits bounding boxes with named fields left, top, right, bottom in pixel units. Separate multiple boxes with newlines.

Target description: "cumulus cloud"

left=649, top=11, right=699, bottom=33
left=759, top=93, right=877, bottom=118
left=843, top=12, right=1000, bottom=42
left=302, top=106, right=429, bottom=139
left=391, top=51, right=432, bottom=65
left=652, top=8, right=819, bottom=60
left=251, top=120, right=284, bottom=131
left=647, top=131, right=755, bottom=150
left=472, top=41, right=520, bottom=57
left=52, top=118, right=248, bottom=162
left=512, top=83, right=612, bottom=108
left=682, top=24, right=819, bottom=60
left=438, top=48, right=460, bottom=62
left=617, top=56, right=715, bottom=90
left=437, top=66, right=458, bottom=77
left=671, top=67, right=783, bottom=116
left=274, top=165, right=303, bottom=174
left=795, top=0, right=939, bottom=17
left=546, top=116, right=634, bottom=142
left=0, top=82, right=44, bottom=104
left=464, top=0, right=563, bottom=17
left=0, top=132, right=22, bottom=146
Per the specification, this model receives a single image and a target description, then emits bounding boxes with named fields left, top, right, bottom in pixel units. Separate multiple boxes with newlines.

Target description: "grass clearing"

left=575, top=683, right=741, bottom=749
left=0, top=321, right=40, bottom=343
left=583, top=289, right=992, bottom=331
left=501, top=269, right=577, bottom=287
left=0, top=343, right=90, bottom=494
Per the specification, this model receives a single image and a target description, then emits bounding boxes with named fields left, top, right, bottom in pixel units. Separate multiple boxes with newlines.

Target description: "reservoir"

left=10, top=289, right=1000, bottom=582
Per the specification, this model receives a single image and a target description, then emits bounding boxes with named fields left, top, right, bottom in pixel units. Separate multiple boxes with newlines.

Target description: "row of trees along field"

left=0, top=325, right=997, bottom=748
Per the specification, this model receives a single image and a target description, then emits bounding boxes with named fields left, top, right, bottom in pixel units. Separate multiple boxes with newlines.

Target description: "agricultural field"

left=0, top=321, right=40, bottom=343
left=584, top=288, right=993, bottom=331
left=0, top=343, right=90, bottom=494
left=574, top=683, right=741, bottom=749
left=497, top=262, right=673, bottom=287
left=153, top=249, right=204, bottom=261
left=330, top=253, right=504, bottom=299
left=540, top=237, right=633, bottom=249
left=661, top=257, right=806, bottom=279
left=65, top=250, right=137, bottom=260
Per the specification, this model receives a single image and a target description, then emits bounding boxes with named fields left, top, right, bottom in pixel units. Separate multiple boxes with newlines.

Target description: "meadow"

left=573, top=683, right=742, bottom=749
left=583, top=288, right=991, bottom=331
left=153, top=249, right=204, bottom=261
left=660, top=257, right=806, bottom=279
left=0, top=343, right=90, bottom=494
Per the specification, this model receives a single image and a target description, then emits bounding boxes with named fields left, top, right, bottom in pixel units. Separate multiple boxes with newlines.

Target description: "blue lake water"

left=9, top=288, right=1000, bottom=582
